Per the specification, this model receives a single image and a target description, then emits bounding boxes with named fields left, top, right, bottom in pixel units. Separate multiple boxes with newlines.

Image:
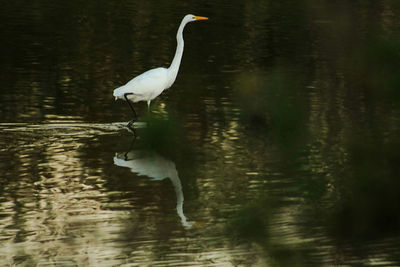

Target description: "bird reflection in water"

left=113, top=149, right=195, bottom=229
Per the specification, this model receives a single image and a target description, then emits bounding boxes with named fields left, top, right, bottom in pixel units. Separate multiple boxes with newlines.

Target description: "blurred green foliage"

left=235, top=67, right=308, bottom=149
left=136, top=114, right=195, bottom=163
left=229, top=13, right=400, bottom=264
left=226, top=197, right=319, bottom=266
left=326, top=136, right=400, bottom=240
left=344, top=36, right=400, bottom=102
left=227, top=199, right=272, bottom=243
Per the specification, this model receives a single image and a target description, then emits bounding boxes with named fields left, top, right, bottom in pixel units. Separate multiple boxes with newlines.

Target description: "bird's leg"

left=146, top=100, right=152, bottom=127
left=124, top=137, right=137, bottom=161
left=124, top=93, right=137, bottom=124
left=147, top=100, right=151, bottom=114
left=124, top=93, right=137, bottom=121
left=146, top=100, right=151, bottom=120
left=124, top=93, right=138, bottom=133
left=128, top=136, right=136, bottom=152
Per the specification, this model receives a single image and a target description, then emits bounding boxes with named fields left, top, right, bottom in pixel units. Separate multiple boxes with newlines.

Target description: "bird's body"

left=113, top=67, right=170, bottom=107
left=114, top=150, right=194, bottom=228
left=113, top=14, right=208, bottom=126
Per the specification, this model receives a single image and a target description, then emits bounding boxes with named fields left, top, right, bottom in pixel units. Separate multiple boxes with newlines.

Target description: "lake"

left=1, top=1, right=400, bottom=266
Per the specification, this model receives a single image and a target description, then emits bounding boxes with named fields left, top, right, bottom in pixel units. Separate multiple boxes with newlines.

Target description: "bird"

left=113, top=14, right=208, bottom=129
left=114, top=150, right=195, bottom=229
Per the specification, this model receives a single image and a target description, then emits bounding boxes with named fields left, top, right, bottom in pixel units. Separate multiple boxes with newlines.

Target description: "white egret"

left=113, top=14, right=208, bottom=128
left=114, top=150, right=195, bottom=229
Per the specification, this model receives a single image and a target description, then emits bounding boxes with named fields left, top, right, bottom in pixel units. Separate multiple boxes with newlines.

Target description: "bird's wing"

left=125, top=67, right=169, bottom=95
left=113, top=67, right=169, bottom=100
left=114, top=151, right=175, bottom=180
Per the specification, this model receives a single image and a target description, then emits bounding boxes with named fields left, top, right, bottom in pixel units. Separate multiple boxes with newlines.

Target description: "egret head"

left=184, top=14, right=208, bottom=23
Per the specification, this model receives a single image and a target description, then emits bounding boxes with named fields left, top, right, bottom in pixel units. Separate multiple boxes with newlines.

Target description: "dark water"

left=1, top=1, right=400, bottom=266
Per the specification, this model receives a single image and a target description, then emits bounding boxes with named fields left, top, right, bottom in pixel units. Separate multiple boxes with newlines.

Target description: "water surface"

left=1, top=1, right=400, bottom=266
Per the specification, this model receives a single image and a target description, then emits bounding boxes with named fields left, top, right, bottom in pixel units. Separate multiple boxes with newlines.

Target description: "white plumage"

left=113, top=67, right=170, bottom=107
left=114, top=150, right=195, bottom=228
left=113, top=14, right=208, bottom=124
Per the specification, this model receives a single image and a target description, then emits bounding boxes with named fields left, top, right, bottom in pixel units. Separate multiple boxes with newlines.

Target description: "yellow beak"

left=194, top=16, right=208, bottom=20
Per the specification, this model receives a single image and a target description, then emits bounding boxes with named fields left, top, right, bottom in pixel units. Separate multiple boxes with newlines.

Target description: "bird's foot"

left=127, top=119, right=135, bottom=127
left=126, top=120, right=137, bottom=135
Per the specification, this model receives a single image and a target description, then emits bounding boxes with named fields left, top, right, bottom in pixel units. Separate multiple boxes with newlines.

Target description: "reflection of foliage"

left=235, top=67, right=308, bottom=148
left=326, top=136, right=400, bottom=240
left=226, top=198, right=320, bottom=266
left=231, top=34, right=400, bottom=263
left=344, top=36, right=400, bottom=102
left=136, top=114, right=196, bottom=169
left=316, top=36, right=400, bottom=240
left=227, top=200, right=272, bottom=243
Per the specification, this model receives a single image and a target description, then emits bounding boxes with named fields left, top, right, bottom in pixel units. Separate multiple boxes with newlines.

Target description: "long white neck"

left=169, top=173, right=194, bottom=229
left=167, top=19, right=188, bottom=87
